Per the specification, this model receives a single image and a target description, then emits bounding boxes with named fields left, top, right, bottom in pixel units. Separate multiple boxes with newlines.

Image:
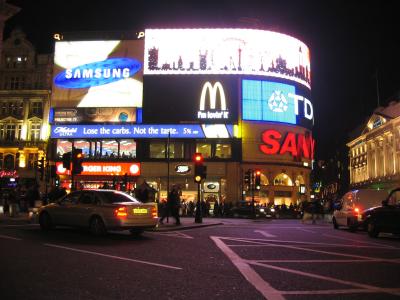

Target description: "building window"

left=168, top=142, right=184, bottom=159
left=30, top=123, right=41, bottom=141
left=119, top=140, right=136, bottom=158
left=215, top=143, right=231, bottom=158
left=101, top=140, right=118, bottom=157
left=56, top=140, right=73, bottom=157
left=273, top=173, right=293, bottom=186
left=150, top=141, right=166, bottom=158
left=5, top=124, right=16, bottom=141
left=10, top=77, right=25, bottom=89
left=28, top=153, right=38, bottom=170
left=196, top=142, right=212, bottom=158
left=31, top=102, right=43, bottom=116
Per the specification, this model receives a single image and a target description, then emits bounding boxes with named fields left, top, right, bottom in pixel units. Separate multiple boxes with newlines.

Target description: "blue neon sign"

left=242, top=79, right=296, bottom=124
left=54, top=58, right=142, bottom=89
left=50, top=124, right=233, bottom=139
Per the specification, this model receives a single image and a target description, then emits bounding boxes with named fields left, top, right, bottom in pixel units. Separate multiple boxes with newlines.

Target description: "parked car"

left=229, top=201, right=275, bottom=218
left=38, top=189, right=158, bottom=236
left=362, top=188, right=400, bottom=238
left=332, top=189, right=388, bottom=231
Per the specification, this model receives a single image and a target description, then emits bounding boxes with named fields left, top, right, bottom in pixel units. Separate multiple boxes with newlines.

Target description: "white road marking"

left=322, top=233, right=399, bottom=248
left=210, top=236, right=285, bottom=300
left=149, top=231, right=194, bottom=239
left=254, top=230, right=276, bottom=238
left=248, top=260, right=400, bottom=296
left=0, top=234, right=22, bottom=241
left=0, top=224, right=39, bottom=227
left=44, top=243, right=182, bottom=270
left=227, top=237, right=400, bottom=263
left=225, top=236, right=395, bottom=249
left=296, top=228, right=316, bottom=234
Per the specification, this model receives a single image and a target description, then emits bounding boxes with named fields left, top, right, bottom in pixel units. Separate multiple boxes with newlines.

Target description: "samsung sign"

left=51, top=124, right=234, bottom=139
left=54, top=58, right=142, bottom=89
left=242, top=79, right=313, bottom=127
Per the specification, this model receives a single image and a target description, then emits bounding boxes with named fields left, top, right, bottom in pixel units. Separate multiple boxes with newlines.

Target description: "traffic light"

left=255, top=170, right=261, bottom=190
left=62, top=152, right=71, bottom=169
left=72, top=148, right=84, bottom=175
left=244, top=169, right=252, bottom=185
left=193, top=153, right=207, bottom=183
left=37, top=157, right=45, bottom=180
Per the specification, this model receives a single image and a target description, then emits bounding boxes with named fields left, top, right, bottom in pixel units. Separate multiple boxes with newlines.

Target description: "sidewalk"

left=0, top=212, right=223, bottom=231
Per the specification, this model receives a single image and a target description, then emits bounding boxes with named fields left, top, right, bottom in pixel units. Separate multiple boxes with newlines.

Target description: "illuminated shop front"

left=49, top=28, right=314, bottom=206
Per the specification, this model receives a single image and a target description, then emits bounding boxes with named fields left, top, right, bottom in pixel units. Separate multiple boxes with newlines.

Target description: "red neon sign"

left=56, top=162, right=140, bottom=176
left=259, top=129, right=315, bottom=159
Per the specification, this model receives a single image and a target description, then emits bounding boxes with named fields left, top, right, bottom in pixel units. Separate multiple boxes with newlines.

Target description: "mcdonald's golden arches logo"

left=197, top=81, right=229, bottom=120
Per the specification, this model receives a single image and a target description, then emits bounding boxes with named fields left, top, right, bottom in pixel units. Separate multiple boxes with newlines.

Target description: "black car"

left=362, top=188, right=400, bottom=238
left=230, top=201, right=275, bottom=218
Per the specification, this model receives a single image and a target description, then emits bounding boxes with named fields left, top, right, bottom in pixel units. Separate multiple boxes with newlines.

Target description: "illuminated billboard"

left=142, top=76, right=238, bottom=124
left=56, top=162, right=141, bottom=176
left=50, top=124, right=235, bottom=139
left=51, top=107, right=136, bottom=124
left=144, top=29, right=311, bottom=89
left=52, top=40, right=144, bottom=108
left=242, top=78, right=313, bottom=128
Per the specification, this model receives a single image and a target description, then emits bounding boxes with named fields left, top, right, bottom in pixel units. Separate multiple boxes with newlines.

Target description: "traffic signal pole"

left=195, top=182, right=202, bottom=223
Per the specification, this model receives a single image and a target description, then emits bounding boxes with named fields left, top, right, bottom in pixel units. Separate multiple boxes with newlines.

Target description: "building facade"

left=0, top=28, right=52, bottom=186
left=49, top=28, right=314, bottom=206
left=348, top=101, right=400, bottom=190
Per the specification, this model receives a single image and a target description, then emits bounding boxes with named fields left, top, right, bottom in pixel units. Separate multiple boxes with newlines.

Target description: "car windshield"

left=99, top=191, right=140, bottom=204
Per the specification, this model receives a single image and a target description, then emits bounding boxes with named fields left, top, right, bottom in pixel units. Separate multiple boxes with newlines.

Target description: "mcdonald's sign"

left=197, top=81, right=229, bottom=120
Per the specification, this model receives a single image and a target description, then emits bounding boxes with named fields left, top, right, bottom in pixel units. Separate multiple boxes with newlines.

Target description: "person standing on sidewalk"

left=159, top=185, right=181, bottom=225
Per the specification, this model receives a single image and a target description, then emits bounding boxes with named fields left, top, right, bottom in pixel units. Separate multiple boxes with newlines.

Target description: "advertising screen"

left=52, top=40, right=144, bottom=108
left=50, top=124, right=235, bottom=139
left=143, top=75, right=238, bottom=124
left=144, top=29, right=311, bottom=89
left=51, top=107, right=136, bottom=124
left=242, top=78, right=313, bottom=129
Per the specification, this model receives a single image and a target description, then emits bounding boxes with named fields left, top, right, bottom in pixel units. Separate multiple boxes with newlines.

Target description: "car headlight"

left=259, top=208, right=265, bottom=212
left=270, top=208, right=275, bottom=212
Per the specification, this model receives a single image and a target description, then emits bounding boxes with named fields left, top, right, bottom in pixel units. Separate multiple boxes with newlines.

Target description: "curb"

left=148, top=222, right=224, bottom=232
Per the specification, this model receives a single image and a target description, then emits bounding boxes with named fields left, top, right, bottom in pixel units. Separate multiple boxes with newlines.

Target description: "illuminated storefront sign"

left=242, top=79, right=313, bottom=125
left=54, top=58, right=141, bottom=89
left=56, top=162, right=140, bottom=176
left=52, top=40, right=144, bottom=108
left=198, top=81, right=229, bottom=120
left=175, top=165, right=191, bottom=174
left=259, top=129, right=315, bottom=159
left=142, top=76, right=238, bottom=124
left=144, top=29, right=311, bottom=89
left=50, top=124, right=235, bottom=139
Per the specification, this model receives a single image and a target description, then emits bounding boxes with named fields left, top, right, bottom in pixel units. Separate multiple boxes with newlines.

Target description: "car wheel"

left=347, top=218, right=357, bottom=232
left=367, top=220, right=379, bottom=238
left=129, top=228, right=144, bottom=237
left=332, top=217, right=339, bottom=229
left=39, top=212, right=53, bottom=231
left=89, top=216, right=107, bottom=236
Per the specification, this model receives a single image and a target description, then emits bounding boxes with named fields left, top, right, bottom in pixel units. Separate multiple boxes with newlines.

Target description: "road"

left=0, top=218, right=399, bottom=300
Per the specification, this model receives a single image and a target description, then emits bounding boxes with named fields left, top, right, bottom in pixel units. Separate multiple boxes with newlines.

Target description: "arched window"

left=273, top=173, right=293, bottom=186
left=295, top=175, right=305, bottom=186
left=260, top=173, right=269, bottom=186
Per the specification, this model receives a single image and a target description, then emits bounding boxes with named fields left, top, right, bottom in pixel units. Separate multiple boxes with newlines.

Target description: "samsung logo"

left=54, top=58, right=142, bottom=89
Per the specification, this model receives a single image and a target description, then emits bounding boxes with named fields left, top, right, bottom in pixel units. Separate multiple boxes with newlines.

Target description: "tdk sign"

left=242, top=79, right=313, bottom=125
left=54, top=58, right=142, bottom=89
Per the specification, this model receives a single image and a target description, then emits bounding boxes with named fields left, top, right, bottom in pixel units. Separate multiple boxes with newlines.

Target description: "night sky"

left=4, top=0, right=400, bottom=160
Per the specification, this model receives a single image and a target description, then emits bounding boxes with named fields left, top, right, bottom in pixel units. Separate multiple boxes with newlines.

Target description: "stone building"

left=0, top=27, right=52, bottom=186
left=347, top=101, right=400, bottom=190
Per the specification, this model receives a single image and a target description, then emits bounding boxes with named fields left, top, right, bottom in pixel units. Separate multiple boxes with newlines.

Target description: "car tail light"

left=151, top=206, right=158, bottom=219
left=354, top=207, right=360, bottom=214
left=115, top=206, right=127, bottom=218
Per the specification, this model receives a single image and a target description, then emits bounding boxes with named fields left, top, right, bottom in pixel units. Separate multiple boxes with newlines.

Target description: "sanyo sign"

left=197, top=81, right=229, bottom=120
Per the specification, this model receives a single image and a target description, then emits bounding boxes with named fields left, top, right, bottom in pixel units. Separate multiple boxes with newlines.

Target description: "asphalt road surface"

left=1, top=218, right=399, bottom=300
